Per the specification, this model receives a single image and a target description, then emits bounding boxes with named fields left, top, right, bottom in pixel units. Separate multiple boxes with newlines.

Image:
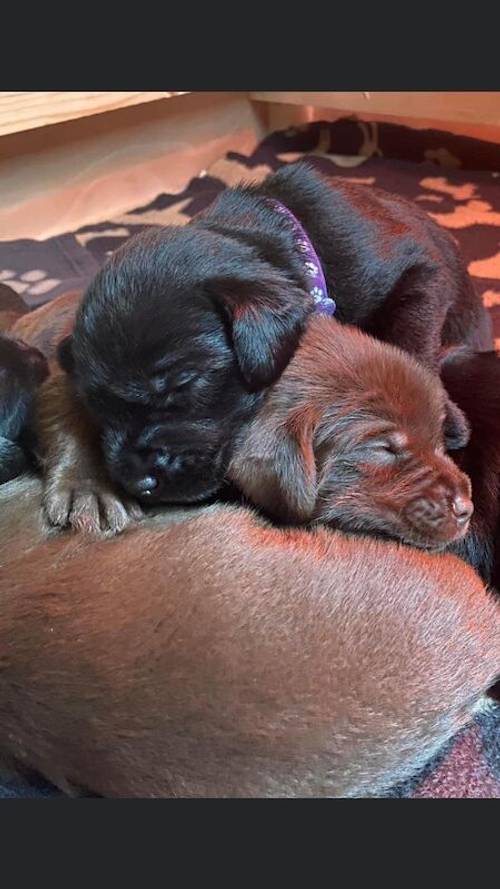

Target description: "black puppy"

left=58, top=162, right=490, bottom=506
left=442, top=348, right=500, bottom=589
left=0, top=334, right=48, bottom=483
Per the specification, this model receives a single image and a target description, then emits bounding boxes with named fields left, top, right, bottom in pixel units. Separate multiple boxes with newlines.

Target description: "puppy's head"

left=0, top=437, right=30, bottom=484
left=0, top=334, right=48, bottom=431
left=59, top=226, right=313, bottom=503
left=0, top=334, right=49, bottom=483
left=229, top=317, right=473, bottom=550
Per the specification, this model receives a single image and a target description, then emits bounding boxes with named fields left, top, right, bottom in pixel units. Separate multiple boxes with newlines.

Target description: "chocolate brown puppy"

left=57, top=163, right=490, bottom=508
left=7, top=291, right=139, bottom=534
left=229, top=316, right=472, bottom=551
left=0, top=476, right=499, bottom=798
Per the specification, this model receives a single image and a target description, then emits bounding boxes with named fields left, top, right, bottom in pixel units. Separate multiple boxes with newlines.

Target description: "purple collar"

left=267, top=199, right=336, bottom=317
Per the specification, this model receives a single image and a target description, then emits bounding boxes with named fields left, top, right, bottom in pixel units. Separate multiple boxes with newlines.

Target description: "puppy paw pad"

left=43, top=482, right=141, bottom=537
left=43, top=489, right=74, bottom=528
left=99, top=494, right=139, bottom=535
left=70, top=492, right=102, bottom=535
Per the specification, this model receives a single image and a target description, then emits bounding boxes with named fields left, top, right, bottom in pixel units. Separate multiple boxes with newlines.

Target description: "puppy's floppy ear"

left=443, top=397, right=470, bottom=451
left=228, top=406, right=318, bottom=523
left=57, top=335, right=75, bottom=374
left=208, top=274, right=312, bottom=391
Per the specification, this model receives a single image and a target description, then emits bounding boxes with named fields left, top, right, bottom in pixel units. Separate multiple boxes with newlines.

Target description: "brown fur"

left=35, top=373, right=141, bottom=535
left=6, top=292, right=140, bottom=534
left=229, top=316, right=473, bottom=550
left=9, top=290, right=82, bottom=362
left=0, top=283, right=27, bottom=333
left=0, top=476, right=499, bottom=798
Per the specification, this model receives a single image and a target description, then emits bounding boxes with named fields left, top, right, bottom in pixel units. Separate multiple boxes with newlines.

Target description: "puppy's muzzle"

left=127, top=448, right=196, bottom=497
left=116, top=445, right=224, bottom=504
left=404, top=486, right=473, bottom=545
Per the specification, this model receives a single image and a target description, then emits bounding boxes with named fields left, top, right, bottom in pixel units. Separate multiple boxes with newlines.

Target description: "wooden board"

left=0, top=92, right=266, bottom=240
left=0, top=92, right=188, bottom=137
left=251, top=92, right=500, bottom=128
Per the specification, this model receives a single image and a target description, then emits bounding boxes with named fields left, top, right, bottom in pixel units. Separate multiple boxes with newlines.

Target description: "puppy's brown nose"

left=452, top=496, right=473, bottom=525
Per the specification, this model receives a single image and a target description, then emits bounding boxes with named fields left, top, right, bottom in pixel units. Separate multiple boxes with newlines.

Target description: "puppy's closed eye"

left=358, top=442, right=398, bottom=466
left=356, top=441, right=398, bottom=466
left=356, top=432, right=408, bottom=466
left=149, top=368, right=199, bottom=396
left=174, top=369, right=200, bottom=389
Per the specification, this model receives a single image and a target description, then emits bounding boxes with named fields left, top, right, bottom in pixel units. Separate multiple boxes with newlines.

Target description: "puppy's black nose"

left=133, top=475, right=159, bottom=498
left=452, top=495, right=473, bottom=524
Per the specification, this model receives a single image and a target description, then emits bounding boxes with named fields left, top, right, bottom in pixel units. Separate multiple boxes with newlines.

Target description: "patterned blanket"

left=1, top=117, right=499, bottom=798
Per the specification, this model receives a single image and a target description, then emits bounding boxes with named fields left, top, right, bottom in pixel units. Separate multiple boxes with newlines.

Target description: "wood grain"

left=251, top=92, right=500, bottom=128
left=0, top=92, right=188, bottom=137
left=0, top=93, right=266, bottom=240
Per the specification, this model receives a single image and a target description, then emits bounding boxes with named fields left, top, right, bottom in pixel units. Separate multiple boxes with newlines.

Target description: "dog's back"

left=258, top=164, right=488, bottom=350
left=0, top=477, right=498, bottom=797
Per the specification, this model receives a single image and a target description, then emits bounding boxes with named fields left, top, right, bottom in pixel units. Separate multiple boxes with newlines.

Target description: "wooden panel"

left=0, top=92, right=267, bottom=240
left=0, top=92, right=188, bottom=137
left=251, top=92, right=500, bottom=127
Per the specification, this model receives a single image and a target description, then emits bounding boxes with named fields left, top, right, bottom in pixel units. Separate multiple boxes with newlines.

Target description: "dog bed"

left=1, top=117, right=500, bottom=798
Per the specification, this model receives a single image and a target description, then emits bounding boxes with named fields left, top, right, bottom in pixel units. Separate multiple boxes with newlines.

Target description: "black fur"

left=60, top=162, right=490, bottom=505
left=442, top=348, right=500, bottom=588
left=0, top=334, right=48, bottom=483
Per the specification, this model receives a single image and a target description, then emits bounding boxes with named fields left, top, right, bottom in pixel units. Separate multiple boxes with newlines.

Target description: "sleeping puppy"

left=0, top=289, right=80, bottom=491
left=0, top=334, right=48, bottom=483
left=440, top=348, right=500, bottom=587
left=4, top=291, right=139, bottom=534
left=228, top=315, right=472, bottom=551
left=0, top=476, right=499, bottom=798
left=56, top=162, right=489, bottom=510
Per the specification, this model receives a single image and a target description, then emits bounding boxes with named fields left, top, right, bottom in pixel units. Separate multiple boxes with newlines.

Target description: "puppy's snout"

left=108, top=427, right=226, bottom=504
left=120, top=445, right=202, bottom=501
left=133, top=475, right=159, bottom=497
left=452, top=495, right=473, bottom=525
left=404, top=473, right=473, bottom=547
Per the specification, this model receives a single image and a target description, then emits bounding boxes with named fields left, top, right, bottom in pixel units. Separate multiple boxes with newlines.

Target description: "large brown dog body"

left=0, top=477, right=499, bottom=798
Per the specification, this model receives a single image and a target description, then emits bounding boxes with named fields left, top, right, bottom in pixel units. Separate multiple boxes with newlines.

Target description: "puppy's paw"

left=43, top=477, right=142, bottom=537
